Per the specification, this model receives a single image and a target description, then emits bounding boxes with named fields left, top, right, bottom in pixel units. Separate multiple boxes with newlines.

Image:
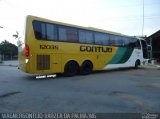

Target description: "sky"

left=0, top=0, right=160, bottom=45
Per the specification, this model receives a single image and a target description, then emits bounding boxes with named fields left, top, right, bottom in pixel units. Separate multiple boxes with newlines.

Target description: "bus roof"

left=27, top=15, right=122, bottom=36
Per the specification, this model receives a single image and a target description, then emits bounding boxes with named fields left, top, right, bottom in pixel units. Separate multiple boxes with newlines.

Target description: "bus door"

left=140, top=40, right=148, bottom=59
left=147, top=45, right=152, bottom=63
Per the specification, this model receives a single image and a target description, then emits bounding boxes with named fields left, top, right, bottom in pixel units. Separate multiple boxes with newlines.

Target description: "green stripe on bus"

left=108, top=47, right=134, bottom=64
left=108, top=47, right=127, bottom=64
left=118, top=48, right=134, bottom=63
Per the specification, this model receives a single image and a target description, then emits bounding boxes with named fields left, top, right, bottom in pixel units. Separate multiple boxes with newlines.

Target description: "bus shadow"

left=22, top=67, right=147, bottom=80
left=92, top=67, right=146, bottom=75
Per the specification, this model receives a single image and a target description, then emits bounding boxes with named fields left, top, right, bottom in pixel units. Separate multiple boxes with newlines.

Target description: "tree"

left=0, top=40, right=18, bottom=60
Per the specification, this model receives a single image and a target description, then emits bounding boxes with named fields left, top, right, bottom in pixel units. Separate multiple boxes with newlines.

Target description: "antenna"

left=142, top=0, right=144, bottom=36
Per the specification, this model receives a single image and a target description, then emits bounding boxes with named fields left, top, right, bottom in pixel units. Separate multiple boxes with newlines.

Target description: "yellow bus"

left=18, top=15, right=148, bottom=76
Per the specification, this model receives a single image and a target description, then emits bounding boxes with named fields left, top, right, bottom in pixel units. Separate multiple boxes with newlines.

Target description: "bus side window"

left=79, top=29, right=86, bottom=43
left=109, top=34, right=114, bottom=46
left=117, top=37, right=124, bottom=47
left=41, top=23, right=46, bottom=39
left=58, top=26, right=67, bottom=41
left=85, top=30, right=94, bottom=44
left=105, top=33, right=110, bottom=46
left=109, top=35, right=123, bottom=46
left=79, top=29, right=94, bottom=44
left=59, top=26, right=78, bottom=43
left=67, top=27, right=78, bottom=42
left=128, top=38, right=133, bottom=48
left=94, top=32, right=109, bottom=45
left=33, top=21, right=46, bottom=40
left=46, top=23, right=58, bottom=41
left=128, top=38, right=141, bottom=49
left=122, top=37, right=130, bottom=47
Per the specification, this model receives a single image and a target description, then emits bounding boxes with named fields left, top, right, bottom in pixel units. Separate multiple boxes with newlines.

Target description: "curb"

left=0, top=64, right=18, bottom=67
left=141, top=65, right=160, bottom=69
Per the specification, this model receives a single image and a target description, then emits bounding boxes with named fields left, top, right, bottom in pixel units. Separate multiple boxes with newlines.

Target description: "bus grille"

left=37, top=55, right=50, bottom=70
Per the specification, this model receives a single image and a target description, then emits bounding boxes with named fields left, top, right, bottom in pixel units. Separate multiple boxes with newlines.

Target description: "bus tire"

left=64, top=61, right=79, bottom=76
left=135, top=60, right=140, bottom=69
left=80, top=60, right=93, bottom=75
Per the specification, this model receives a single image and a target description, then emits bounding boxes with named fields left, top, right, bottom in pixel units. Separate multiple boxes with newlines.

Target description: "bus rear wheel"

left=135, top=60, right=140, bottom=69
left=64, top=61, right=79, bottom=76
left=80, top=61, right=93, bottom=75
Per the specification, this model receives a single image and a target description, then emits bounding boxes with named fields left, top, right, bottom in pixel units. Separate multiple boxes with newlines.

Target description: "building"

left=145, top=30, right=160, bottom=63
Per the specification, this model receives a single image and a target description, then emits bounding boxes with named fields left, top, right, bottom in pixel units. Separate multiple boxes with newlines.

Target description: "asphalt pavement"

left=0, top=60, right=18, bottom=67
left=0, top=60, right=160, bottom=113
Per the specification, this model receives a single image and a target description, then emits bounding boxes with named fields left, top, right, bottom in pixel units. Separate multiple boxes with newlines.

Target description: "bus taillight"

left=25, top=44, right=29, bottom=58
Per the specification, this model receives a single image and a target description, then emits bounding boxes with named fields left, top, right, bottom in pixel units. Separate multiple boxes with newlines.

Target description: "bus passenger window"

left=33, top=21, right=46, bottom=40
left=79, top=30, right=86, bottom=43
left=84, top=31, right=94, bottom=44
left=79, top=30, right=94, bottom=44
left=41, top=23, right=46, bottom=39
left=95, top=32, right=109, bottom=45
left=67, top=27, right=78, bottom=42
left=122, top=37, right=130, bottom=47
left=59, top=26, right=78, bottom=42
left=46, top=24, right=57, bottom=41
left=59, top=26, right=67, bottom=41
left=108, top=39, right=115, bottom=46
left=128, top=38, right=140, bottom=48
left=109, top=35, right=122, bottom=46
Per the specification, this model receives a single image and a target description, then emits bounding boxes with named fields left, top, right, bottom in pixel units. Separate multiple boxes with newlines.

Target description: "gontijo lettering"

left=80, top=45, right=112, bottom=53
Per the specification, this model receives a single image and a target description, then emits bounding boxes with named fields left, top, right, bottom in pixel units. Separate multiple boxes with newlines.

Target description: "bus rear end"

left=18, top=15, right=60, bottom=74
left=18, top=15, right=37, bottom=74
left=17, top=16, right=29, bottom=73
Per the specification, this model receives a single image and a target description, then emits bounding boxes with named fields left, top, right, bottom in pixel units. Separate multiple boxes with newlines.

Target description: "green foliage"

left=0, top=40, right=18, bottom=56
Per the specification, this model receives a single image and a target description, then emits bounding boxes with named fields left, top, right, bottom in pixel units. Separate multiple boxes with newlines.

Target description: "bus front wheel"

left=64, top=61, right=79, bottom=76
left=80, top=61, right=93, bottom=75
